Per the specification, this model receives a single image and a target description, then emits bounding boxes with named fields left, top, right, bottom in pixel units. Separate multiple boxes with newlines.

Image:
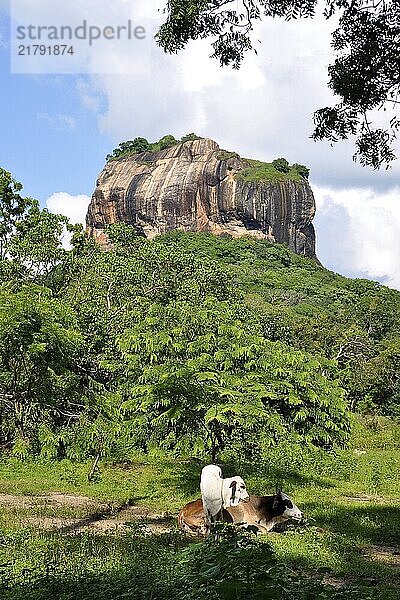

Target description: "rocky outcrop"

left=86, top=138, right=316, bottom=257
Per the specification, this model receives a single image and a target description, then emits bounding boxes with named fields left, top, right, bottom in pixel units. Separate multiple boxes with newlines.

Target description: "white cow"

left=200, top=465, right=223, bottom=529
left=200, top=465, right=250, bottom=534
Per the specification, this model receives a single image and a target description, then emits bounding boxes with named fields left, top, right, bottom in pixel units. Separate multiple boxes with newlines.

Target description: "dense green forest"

left=1, top=166, right=399, bottom=466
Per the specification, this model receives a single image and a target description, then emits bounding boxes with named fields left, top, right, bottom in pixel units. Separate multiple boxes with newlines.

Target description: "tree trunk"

left=87, top=451, right=101, bottom=482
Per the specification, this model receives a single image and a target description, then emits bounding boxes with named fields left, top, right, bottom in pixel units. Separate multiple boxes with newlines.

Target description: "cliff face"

left=86, top=138, right=316, bottom=257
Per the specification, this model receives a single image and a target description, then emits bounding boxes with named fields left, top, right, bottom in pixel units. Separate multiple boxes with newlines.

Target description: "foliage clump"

left=217, top=150, right=241, bottom=161
left=272, top=157, right=290, bottom=173
left=292, top=162, right=310, bottom=179
left=181, top=132, right=202, bottom=143
left=106, top=133, right=202, bottom=160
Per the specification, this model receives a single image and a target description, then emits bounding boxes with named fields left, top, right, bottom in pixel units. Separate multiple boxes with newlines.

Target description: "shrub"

left=107, top=135, right=180, bottom=160
left=181, top=133, right=201, bottom=143
left=272, top=158, right=290, bottom=173
left=292, top=163, right=310, bottom=179
left=158, top=135, right=179, bottom=151
left=106, top=138, right=151, bottom=160
left=130, top=137, right=151, bottom=153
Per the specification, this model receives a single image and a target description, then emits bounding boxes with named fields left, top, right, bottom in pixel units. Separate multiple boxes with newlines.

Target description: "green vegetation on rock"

left=236, top=158, right=305, bottom=183
left=106, top=133, right=202, bottom=161
left=292, top=162, right=310, bottom=179
left=106, top=137, right=311, bottom=185
left=272, top=157, right=290, bottom=173
left=216, top=150, right=241, bottom=161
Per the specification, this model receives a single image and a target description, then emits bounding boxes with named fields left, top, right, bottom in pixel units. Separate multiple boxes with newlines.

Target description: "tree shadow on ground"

left=156, top=457, right=334, bottom=505
left=303, top=500, right=400, bottom=545
left=279, top=500, right=400, bottom=594
left=0, top=529, right=189, bottom=600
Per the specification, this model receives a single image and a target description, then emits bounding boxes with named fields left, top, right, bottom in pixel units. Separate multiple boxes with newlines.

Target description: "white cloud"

left=90, top=5, right=335, bottom=149
left=76, top=1, right=400, bottom=190
left=46, top=192, right=90, bottom=225
left=314, top=185, right=400, bottom=290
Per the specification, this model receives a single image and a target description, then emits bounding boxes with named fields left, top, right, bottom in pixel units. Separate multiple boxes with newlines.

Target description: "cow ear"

left=229, top=480, right=237, bottom=502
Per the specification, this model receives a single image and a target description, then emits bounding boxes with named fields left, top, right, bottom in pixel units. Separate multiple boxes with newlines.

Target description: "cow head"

left=272, top=491, right=302, bottom=521
left=227, top=476, right=250, bottom=507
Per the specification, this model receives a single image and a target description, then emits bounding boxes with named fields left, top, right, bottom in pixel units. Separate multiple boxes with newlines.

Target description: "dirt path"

left=0, top=492, right=175, bottom=535
left=362, top=545, right=400, bottom=570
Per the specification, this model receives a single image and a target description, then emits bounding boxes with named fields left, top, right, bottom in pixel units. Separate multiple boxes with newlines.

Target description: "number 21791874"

left=18, top=45, right=74, bottom=56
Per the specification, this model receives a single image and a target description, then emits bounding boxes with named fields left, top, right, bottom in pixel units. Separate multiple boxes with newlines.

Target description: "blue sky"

left=0, top=1, right=399, bottom=288
left=0, top=73, right=108, bottom=201
left=0, top=24, right=108, bottom=199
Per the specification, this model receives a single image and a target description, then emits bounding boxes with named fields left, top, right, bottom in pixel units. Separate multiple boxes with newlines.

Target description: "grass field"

left=0, top=416, right=399, bottom=599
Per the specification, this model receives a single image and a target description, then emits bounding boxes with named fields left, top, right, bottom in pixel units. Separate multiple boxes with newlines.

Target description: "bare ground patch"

left=362, top=545, right=400, bottom=569
left=0, top=493, right=176, bottom=535
left=322, top=575, right=352, bottom=589
left=0, top=492, right=101, bottom=508
left=343, top=494, right=388, bottom=503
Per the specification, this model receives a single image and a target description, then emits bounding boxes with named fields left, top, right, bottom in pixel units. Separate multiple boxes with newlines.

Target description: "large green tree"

left=156, top=0, right=400, bottom=168
left=112, top=299, right=350, bottom=460
left=0, top=209, right=398, bottom=461
left=0, top=285, right=85, bottom=453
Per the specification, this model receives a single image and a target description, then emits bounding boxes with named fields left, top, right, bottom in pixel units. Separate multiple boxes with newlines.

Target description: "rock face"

left=86, top=138, right=316, bottom=257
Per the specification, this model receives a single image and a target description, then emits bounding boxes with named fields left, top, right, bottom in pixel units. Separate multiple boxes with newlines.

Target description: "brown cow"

left=178, top=492, right=302, bottom=535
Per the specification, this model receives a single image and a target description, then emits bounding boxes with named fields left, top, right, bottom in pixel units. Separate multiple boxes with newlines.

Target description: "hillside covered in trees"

left=1, top=167, right=399, bottom=466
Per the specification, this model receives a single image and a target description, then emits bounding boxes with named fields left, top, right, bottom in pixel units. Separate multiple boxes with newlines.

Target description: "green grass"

left=0, top=418, right=399, bottom=599
left=0, top=456, right=199, bottom=511
left=236, top=158, right=305, bottom=183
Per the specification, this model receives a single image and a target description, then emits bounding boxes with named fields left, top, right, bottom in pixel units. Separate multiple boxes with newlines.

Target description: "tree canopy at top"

left=156, top=0, right=400, bottom=169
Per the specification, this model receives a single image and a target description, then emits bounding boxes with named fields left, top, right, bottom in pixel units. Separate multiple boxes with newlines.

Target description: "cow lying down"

left=178, top=492, right=302, bottom=536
